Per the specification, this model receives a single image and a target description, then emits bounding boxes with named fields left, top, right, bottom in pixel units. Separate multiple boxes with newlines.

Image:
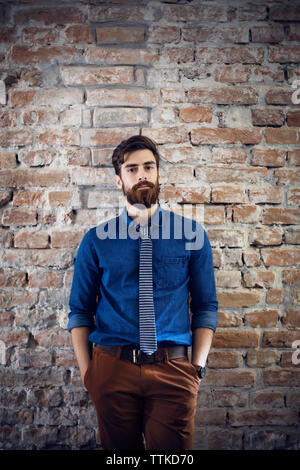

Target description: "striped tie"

left=138, top=224, right=157, bottom=355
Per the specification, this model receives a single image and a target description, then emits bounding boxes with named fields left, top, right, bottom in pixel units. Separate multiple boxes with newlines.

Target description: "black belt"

left=94, top=344, right=188, bottom=365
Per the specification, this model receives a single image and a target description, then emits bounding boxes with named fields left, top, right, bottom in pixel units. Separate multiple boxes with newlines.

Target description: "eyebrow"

left=124, top=161, right=156, bottom=169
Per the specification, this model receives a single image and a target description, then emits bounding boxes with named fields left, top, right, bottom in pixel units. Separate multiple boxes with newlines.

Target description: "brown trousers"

left=83, top=346, right=200, bottom=450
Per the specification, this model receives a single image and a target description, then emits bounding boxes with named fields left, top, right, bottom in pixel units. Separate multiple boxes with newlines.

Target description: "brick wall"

left=0, top=0, right=299, bottom=450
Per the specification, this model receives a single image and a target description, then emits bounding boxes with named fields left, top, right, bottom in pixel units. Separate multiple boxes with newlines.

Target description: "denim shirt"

left=68, top=203, right=218, bottom=347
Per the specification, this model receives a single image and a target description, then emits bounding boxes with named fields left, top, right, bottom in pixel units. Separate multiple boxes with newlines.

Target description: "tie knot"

left=140, top=225, right=150, bottom=239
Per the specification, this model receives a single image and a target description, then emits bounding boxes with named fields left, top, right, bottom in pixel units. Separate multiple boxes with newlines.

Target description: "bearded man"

left=68, top=135, right=218, bottom=450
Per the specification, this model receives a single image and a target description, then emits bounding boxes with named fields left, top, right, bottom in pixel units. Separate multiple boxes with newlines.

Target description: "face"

left=115, top=148, right=160, bottom=209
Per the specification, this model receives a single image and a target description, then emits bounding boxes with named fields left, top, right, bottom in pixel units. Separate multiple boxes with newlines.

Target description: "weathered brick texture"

left=0, top=0, right=299, bottom=450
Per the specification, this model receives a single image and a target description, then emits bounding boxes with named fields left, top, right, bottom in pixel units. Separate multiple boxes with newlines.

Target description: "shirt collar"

left=120, top=202, right=162, bottom=228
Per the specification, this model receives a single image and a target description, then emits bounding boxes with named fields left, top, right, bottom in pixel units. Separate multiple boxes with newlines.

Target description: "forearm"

left=191, top=327, right=214, bottom=367
left=71, top=326, right=92, bottom=382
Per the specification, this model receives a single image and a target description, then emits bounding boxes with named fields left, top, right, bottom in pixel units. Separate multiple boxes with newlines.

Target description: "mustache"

left=133, top=181, right=155, bottom=190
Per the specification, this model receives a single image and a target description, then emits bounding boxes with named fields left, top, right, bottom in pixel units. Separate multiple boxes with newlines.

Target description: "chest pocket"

left=156, top=256, right=188, bottom=289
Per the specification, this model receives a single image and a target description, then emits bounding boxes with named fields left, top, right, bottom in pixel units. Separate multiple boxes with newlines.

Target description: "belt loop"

left=116, top=346, right=122, bottom=360
left=163, top=347, right=168, bottom=362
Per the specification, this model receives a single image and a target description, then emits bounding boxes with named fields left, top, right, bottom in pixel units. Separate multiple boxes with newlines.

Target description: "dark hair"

left=112, top=135, right=160, bottom=176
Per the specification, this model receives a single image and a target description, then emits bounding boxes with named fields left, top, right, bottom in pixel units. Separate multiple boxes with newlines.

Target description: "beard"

left=122, top=179, right=160, bottom=209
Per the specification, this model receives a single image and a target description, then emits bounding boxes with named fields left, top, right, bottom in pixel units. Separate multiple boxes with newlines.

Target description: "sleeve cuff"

left=67, top=313, right=95, bottom=332
left=191, top=310, right=218, bottom=332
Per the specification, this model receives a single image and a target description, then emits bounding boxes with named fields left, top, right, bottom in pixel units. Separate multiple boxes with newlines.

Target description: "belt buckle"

left=132, top=348, right=142, bottom=365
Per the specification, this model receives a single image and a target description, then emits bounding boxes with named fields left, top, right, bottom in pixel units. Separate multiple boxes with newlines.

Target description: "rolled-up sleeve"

left=68, top=229, right=101, bottom=332
left=188, top=228, right=218, bottom=332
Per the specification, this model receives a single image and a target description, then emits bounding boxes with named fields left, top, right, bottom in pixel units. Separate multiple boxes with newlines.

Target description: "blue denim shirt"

left=68, top=203, right=218, bottom=347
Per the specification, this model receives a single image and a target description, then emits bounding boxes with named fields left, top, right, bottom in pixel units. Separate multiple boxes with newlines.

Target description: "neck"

left=126, top=200, right=159, bottom=226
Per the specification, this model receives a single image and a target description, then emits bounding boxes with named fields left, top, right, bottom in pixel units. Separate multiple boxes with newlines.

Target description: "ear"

left=115, top=174, right=122, bottom=190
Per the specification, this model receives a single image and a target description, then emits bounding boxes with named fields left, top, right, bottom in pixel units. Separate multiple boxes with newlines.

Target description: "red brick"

left=204, top=206, right=225, bottom=225
left=266, top=288, right=283, bottom=305
left=178, top=106, right=212, bottom=122
left=0, top=249, right=73, bottom=269
left=21, top=109, right=58, bottom=126
left=229, top=409, right=298, bottom=426
left=0, top=129, right=33, bottom=147
left=269, top=46, right=300, bottom=63
left=147, top=26, right=179, bottom=44
left=249, top=227, right=282, bottom=246
left=288, top=24, right=300, bottom=41
left=287, top=110, right=300, bottom=127
left=251, top=148, right=286, bottom=167
left=262, top=247, right=300, bottom=266
left=164, top=4, right=227, bottom=22
left=214, top=65, right=249, bottom=83
left=195, top=46, right=264, bottom=64
left=160, top=185, right=210, bottom=204
left=38, top=129, right=79, bottom=146
left=182, top=26, right=248, bottom=44
left=196, top=166, right=267, bottom=183
left=207, top=228, right=244, bottom=247
left=14, top=232, right=49, bottom=249
left=285, top=229, right=300, bottom=245
left=265, top=87, right=293, bottom=105
left=263, top=330, right=300, bottom=348
left=243, top=249, right=261, bottom=267
left=11, top=89, right=83, bottom=107
left=213, top=329, right=260, bottom=348
left=0, top=152, right=17, bottom=169
left=13, top=190, right=46, bottom=207
left=214, top=390, right=248, bottom=407
left=188, top=86, right=258, bottom=105
left=270, top=5, right=300, bottom=21
left=216, top=311, right=243, bottom=327
left=266, top=128, right=299, bottom=144
left=64, top=25, right=94, bottom=44
left=0, top=110, right=17, bottom=127
left=249, top=185, right=283, bottom=204
left=283, top=269, right=300, bottom=285
left=243, top=270, right=275, bottom=288
left=18, top=150, right=52, bottom=167
left=22, top=27, right=57, bottom=44
left=28, top=271, right=63, bottom=288
left=251, top=26, right=284, bottom=43
left=206, top=369, right=255, bottom=387
left=60, top=66, right=133, bottom=86
left=71, top=167, right=113, bottom=185
left=195, top=408, right=226, bottom=426
left=282, top=309, right=300, bottom=328
left=0, top=290, right=38, bottom=309
left=246, top=349, right=280, bottom=367
left=251, top=109, right=285, bottom=127
left=11, top=45, right=81, bottom=64
left=207, top=351, right=241, bottom=368
left=86, top=88, right=158, bottom=106
left=89, top=4, right=160, bottom=22
left=0, top=329, right=29, bottom=347
left=244, top=310, right=279, bottom=328
left=0, top=270, right=26, bottom=287
left=215, top=270, right=241, bottom=288
left=232, top=205, right=261, bottom=223
left=191, top=128, right=262, bottom=145
left=98, top=26, right=145, bottom=44
left=217, top=290, right=261, bottom=308
left=211, top=148, right=247, bottom=164
left=0, top=169, right=69, bottom=188
left=252, top=391, right=284, bottom=407
left=34, top=329, right=72, bottom=348
left=55, top=349, right=77, bottom=367
left=14, top=7, right=85, bottom=25
left=239, top=4, right=267, bottom=20
left=2, top=209, right=37, bottom=227
left=143, top=127, right=189, bottom=145
left=263, top=369, right=300, bottom=387
left=263, top=208, right=300, bottom=225
left=86, top=46, right=158, bottom=65
left=287, top=189, right=300, bottom=206
left=51, top=230, right=86, bottom=248
left=17, top=348, right=53, bottom=368
left=0, top=190, right=11, bottom=207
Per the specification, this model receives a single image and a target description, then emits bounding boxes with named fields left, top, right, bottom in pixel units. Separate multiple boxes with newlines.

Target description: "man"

left=68, top=135, right=218, bottom=450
